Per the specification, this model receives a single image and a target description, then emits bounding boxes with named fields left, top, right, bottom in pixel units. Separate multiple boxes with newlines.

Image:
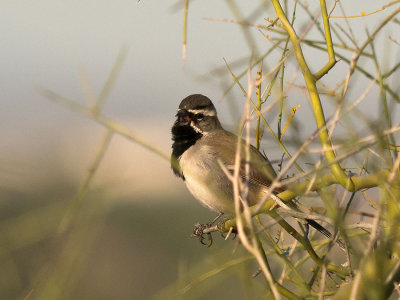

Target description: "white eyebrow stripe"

left=187, top=109, right=216, bottom=116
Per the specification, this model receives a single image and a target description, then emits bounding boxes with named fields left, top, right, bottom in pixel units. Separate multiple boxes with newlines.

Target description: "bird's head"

left=174, top=94, right=222, bottom=134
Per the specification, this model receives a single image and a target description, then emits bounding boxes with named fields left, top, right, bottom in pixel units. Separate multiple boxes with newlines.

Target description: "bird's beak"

left=176, top=109, right=191, bottom=124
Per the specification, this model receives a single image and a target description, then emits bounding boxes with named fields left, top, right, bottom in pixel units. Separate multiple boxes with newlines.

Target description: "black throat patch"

left=171, top=121, right=202, bottom=179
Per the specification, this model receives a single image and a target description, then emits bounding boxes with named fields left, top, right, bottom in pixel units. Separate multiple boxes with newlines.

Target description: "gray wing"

left=209, top=130, right=279, bottom=205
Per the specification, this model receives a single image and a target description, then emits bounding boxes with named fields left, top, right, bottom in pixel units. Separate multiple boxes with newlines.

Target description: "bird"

left=171, top=94, right=341, bottom=247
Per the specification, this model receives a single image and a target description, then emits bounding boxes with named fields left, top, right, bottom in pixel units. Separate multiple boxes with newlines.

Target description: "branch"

left=221, top=170, right=391, bottom=233
left=271, top=0, right=355, bottom=191
left=314, top=0, right=337, bottom=80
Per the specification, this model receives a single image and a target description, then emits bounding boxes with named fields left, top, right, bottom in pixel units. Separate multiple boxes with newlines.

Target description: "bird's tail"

left=306, top=219, right=346, bottom=250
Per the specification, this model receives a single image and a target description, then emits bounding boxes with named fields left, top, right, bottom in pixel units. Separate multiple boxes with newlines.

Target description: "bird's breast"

left=179, top=144, right=234, bottom=213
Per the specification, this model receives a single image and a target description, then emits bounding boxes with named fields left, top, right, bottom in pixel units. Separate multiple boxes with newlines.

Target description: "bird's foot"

left=191, top=222, right=214, bottom=247
left=191, top=214, right=237, bottom=247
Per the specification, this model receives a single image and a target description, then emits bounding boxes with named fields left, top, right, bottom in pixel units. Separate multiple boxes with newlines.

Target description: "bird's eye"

left=196, top=113, right=204, bottom=120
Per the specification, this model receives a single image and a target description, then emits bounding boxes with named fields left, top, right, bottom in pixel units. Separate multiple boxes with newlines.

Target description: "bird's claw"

left=192, top=222, right=213, bottom=247
left=191, top=218, right=237, bottom=246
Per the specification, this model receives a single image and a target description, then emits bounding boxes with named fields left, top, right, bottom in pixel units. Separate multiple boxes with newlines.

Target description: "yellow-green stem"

left=313, top=0, right=337, bottom=80
left=271, top=0, right=354, bottom=191
left=223, top=170, right=389, bottom=231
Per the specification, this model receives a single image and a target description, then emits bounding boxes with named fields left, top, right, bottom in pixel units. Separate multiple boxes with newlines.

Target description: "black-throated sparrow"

left=171, top=94, right=340, bottom=246
left=171, top=94, right=277, bottom=214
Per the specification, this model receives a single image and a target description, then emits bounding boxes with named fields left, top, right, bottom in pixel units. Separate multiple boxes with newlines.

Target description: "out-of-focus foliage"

left=3, top=1, right=400, bottom=299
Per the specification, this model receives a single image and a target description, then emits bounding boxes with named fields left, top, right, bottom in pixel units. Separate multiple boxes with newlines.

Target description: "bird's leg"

left=207, top=211, right=224, bottom=226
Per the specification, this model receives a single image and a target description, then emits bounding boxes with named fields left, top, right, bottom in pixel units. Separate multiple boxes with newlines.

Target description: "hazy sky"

left=1, top=1, right=398, bottom=199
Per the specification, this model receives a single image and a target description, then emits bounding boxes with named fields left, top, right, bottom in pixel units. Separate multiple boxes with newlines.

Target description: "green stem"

left=256, top=216, right=311, bottom=295
left=223, top=58, right=305, bottom=174
left=223, top=170, right=389, bottom=229
left=254, top=234, right=301, bottom=299
left=368, top=30, right=395, bottom=166
left=313, top=0, right=337, bottom=80
left=269, top=211, right=349, bottom=276
left=277, top=1, right=296, bottom=140
left=271, top=0, right=355, bottom=191
left=301, top=41, right=400, bottom=102
left=255, top=65, right=262, bottom=150
left=340, top=6, right=400, bottom=99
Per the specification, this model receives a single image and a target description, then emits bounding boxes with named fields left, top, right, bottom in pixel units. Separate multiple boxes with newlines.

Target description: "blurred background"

left=1, top=1, right=399, bottom=299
